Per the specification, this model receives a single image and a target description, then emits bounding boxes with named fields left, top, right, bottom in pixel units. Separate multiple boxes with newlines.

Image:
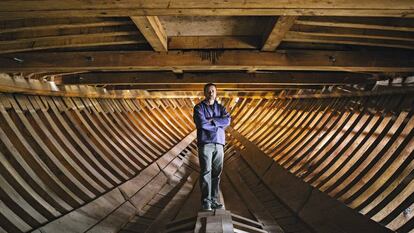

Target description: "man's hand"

left=207, top=118, right=216, bottom=126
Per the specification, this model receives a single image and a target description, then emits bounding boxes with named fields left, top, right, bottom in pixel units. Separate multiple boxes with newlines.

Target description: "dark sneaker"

left=211, top=200, right=224, bottom=209
left=202, top=202, right=212, bottom=211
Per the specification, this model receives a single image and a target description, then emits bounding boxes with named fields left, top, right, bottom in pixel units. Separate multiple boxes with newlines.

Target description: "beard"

left=206, top=96, right=215, bottom=102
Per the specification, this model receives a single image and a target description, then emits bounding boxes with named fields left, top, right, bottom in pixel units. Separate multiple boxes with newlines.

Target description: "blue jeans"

left=198, top=143, right=224, bottom=204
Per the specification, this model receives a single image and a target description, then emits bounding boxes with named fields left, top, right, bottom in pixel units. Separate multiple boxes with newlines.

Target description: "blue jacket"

left=193, top=100, right=231, bottom=146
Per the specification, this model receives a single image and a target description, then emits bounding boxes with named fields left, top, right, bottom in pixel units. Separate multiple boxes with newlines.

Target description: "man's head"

left=204, top=83, right=217, bottom=104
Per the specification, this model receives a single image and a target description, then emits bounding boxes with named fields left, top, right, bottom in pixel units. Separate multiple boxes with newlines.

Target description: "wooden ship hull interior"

left=0, top=1, right=413, bottom=232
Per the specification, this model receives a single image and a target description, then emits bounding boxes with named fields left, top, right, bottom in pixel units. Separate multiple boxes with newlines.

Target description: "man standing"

left=193, top=83, right=231, bottom=211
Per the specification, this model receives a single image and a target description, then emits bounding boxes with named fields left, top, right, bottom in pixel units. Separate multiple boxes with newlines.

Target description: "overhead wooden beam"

left=284, top=31, right=414, bottom=50
left=0, top=1, right=413, bottom=18
left=0, top=32, right=145, bottom=54
left=0, top=73, right=285, bottom=99
left=1, top=24, right=136, bottom=41
left=1, top=50, right=413, bottom=73
left=290, top=24, right=414, bottom=41
left=262, top=16, right=298, bottom=51
left=168, top=36, right=260, bottom=50
left=107, top=84, right=325, bottom=90
left=57, top=71, right=377, bottom=85
left=131, top=16, right=168, bottom=52
left=1, top=73, right=412, bottom=99
left=0, top=18, right=133, bottom=34
left=295, top=17, right=414, bottom=32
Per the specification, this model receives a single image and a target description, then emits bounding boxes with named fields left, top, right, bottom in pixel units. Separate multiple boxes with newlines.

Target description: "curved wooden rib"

left=0, top=91, right=413, bottom=233
left=230, top=93, right=414, bottom=232
left=0, top=93, right=196, bottom=233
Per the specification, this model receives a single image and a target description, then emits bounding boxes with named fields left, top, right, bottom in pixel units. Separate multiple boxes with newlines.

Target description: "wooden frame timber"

left=226, top=93, right=413, bottom=232
left=0, top=1, right=413, bottom=232
left=56, top=71, right=377, bottom=85
left=262, top=16, right=298, bottom=51
left=131, top=16, right=168, bottom=52
left=0, top=87, right=413, bottom=232
left=1, top=50, right=413, bottom=73
left=1, top=73, right=412, bottom=99
left=0, top=1, right=413, bottom=18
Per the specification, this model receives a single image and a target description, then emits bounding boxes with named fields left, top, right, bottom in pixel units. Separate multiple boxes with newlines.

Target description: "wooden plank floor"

left=117, top=136, right=313, bottom=233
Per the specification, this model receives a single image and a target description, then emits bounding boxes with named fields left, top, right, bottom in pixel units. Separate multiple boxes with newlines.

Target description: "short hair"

left=204, top=83, right=216, bottom=93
